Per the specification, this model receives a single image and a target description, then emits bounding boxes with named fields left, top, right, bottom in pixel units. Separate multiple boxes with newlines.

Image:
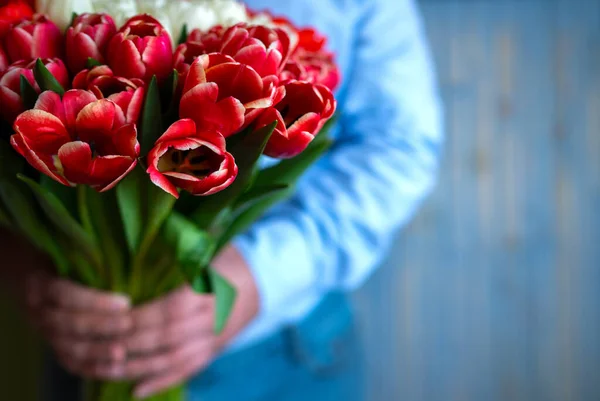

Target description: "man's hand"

left=128, top=245, right=259, bottom=398
left=24, top=245, right=259, bottom=398
left=26, top=272, right=132, bottom=379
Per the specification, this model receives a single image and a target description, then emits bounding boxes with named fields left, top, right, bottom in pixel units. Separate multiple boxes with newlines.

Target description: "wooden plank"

left=355, top=1, right=600, bottom=400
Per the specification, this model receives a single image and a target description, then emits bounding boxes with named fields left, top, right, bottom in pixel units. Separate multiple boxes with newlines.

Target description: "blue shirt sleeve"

left=234, top=0, right=443, bottom=322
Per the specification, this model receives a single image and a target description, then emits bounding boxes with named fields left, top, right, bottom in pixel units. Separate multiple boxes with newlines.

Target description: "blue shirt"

left=231, top=0, right=443, bottom=350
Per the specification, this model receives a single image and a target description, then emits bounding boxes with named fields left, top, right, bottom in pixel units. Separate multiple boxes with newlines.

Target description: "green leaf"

left=70, top=12, right=77, bottom=26
left=41, top=175, right=77, bottom=217
left=216, top=186, right=292, bottom=253
left=64, top=246, right=99, bottom=287
left=116, top=167, right=144, bottom=252
left=315, top=114, right=338, bottom=144
left=0, top=139, right=23, bottom=176
left=116, top=166, right=176, bottom=253
left=178, top=24, right=188, bottom=45
left=214, top=135, right=332, bottom=252
left=33, top=58, right=65, bottom=96
left=20, top=75, right=38, bottom=109
left=191, top=121, right=277, bottom=229
left=0, top=180, right=70, bottom=276
left=234, top=184, right=289, bottom=209
left=86, top=57, right=102, bottom=68
left=139, top=75, right=162, bottom=156
left=118, top=167, right=177, bottom=300
left=209, top=268, right=236, bottom=334
left=0, top=142, right=70, bottom=275
left=191, top=273, right=211, bottom=294
left=161, top=212, right=215, bottom=280
left=79, top=186, right=127, bottom=291
left=162, top=70, right=179, bottom=128
left=254, top=136, right=333, bottom=188
left=17, top=174, right=101, bottom=270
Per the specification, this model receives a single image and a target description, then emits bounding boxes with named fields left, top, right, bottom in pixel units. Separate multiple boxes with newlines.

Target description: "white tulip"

left=37, top=0, right=248, bottom=40
left=138, top=0, right=249, bottom=45
left=91, top=0, right=139, bottom=28
left=35, top=0, right=94, bottom=30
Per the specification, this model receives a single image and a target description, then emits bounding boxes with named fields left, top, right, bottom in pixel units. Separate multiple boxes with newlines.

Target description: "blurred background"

left=2, top=0, right=599, bottom=400
left=353, top=0, right=600, bottom=400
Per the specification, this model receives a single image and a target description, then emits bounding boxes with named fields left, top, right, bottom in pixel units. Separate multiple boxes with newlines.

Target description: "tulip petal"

left=148, top=168, right=180, bottom=198
left=287, top=112, right=321, bottom=139
left=180, top=81, right=219, bottom=106
left=180, top=86, right=244, bottom=137
left=110, top=36, right=145, bottom=80
left=163, top=171, right=201, bottom=182
left=6, top=27, right=33, bottom=61
left=13, top=110, right=70, bottom=154
left=35, top=91, right=66, bottom=125
left=126, top=86, right=144, bottom=123
left=69, top=32, right=103, bottom=73
left=113, top=123, right=140, bottom=158
left=89, top=155, right=137, bottom=192
left=75, top=99, right=116, bottom=143
left=156, top=119, right=197, bottom=143
left=0, top=86, right=23, bottom=123
left=63, top=90, right=98, bottom=132
left=58, top=141, right=93, bottom=184
left=234, top=44, right=281, bottom=77
left=183, top=58, right=208, bottom=94
left=11, top=134, right=71, bottom=186
left=92, top=157, right=137, bottom=192
left=141, top=35, right=173, bottom=80
left=33, top=22, right=62, bottom=59
left=206, top=63, right=263, bottom=104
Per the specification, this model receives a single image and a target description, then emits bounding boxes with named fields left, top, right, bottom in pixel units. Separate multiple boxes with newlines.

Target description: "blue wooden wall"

left=353, top=1, right=600, bottom=400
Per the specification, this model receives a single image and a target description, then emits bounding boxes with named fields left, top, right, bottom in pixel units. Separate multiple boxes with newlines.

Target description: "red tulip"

left=107, top=14, right=173, bottom=82
left=73, top=65, right=144, bottom=124
left=296, top=28, right=327, bottom=53
left=0, top=0, right=34, bottom=37
left=147, top=119, right=237, bottom=198
left=11, top=90, right=139, bottom=191
left=0, top=58, right=69, bottom=123
left=281, top=49, right=341, bottom=91
left=66, top=13, right=117, bottom=74
left=254, top=81, right=336, bottom=158
left=3, top=14, right=62, bottom=63
left=177, top=23, right=294, bottom=78
left=179, top=53, right=284, bottom=137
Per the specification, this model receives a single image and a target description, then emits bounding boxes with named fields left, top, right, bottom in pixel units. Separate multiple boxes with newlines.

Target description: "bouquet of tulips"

left=0, top=0, right=339, bottom=399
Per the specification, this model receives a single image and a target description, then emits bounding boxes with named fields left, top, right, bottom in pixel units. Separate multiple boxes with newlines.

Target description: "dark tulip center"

left=128, top=23, right=159, bottom=38
left=158, top=146, right=224, bottom=178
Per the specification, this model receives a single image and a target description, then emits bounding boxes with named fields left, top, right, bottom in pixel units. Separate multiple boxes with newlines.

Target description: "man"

left=9, top=0, right=443, bottom=399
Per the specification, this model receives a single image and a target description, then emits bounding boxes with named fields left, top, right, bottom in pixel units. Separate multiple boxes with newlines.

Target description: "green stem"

left=83, top=381, right=185, bottom=401
left=128, top=233, right=154, bottom=303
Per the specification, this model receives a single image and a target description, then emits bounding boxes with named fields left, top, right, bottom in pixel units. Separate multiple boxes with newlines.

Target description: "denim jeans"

left=188, top=292, right=365, bottom=401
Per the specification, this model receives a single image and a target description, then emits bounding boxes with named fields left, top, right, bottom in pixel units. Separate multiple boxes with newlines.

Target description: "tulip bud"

left=0, top=57, right=69, bottom=123
left=0, top=0, right=34, bottom=37
left=3, top=14, right=62, bottom=63
left=66, top=13, right=117, bottom=74
left=73, top=65, right=144, bottom=124
left=254, top=81, right=336, bottom=158
left=107, top=14, right=173, bottom=82
left=11, top=90, right=140, bottom=191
